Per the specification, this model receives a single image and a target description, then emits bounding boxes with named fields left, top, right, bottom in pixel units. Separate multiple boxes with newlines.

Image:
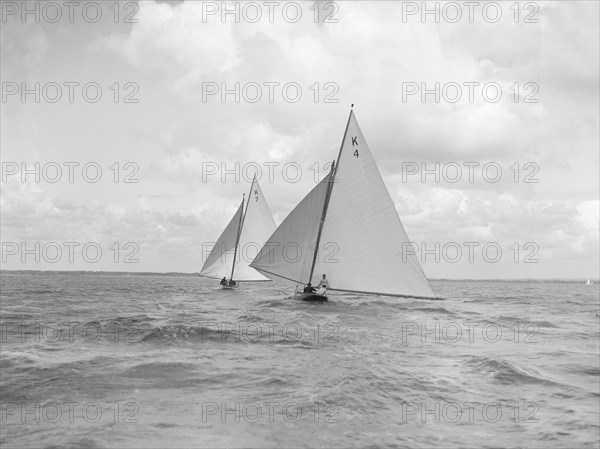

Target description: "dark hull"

left=296, top=292, right=328, bottom=302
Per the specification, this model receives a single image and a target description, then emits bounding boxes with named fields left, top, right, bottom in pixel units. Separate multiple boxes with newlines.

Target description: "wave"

left=1, top=355, right=124, bottom=402
left=140, top=323, right=321, bottom=349
left=44, top=437, right=105, bottom=449
left=462, top=356, right=563, bottom=387
left=0, top=350, right=47, bottom=370
left=496, top=316, right=560, bottom=329
left=579, top=366, right=600, bottom=377
left=236, top=313, right=269, bottom=322
left=122, top=361, right=198, bottom=379
left=20, top=289, right=61, bottom=295
left=412, top=306, right=457, bottom=316
left=352, top=299, right=457, bottom=316
left=141, top=324, right=236, bottom=344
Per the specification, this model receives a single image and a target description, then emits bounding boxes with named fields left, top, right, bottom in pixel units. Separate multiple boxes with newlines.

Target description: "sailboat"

left=586, top=279, right=593, bottom=285
left=250, top=109, right=439, bottom=301
left=200, top=175, right=276, bottom=288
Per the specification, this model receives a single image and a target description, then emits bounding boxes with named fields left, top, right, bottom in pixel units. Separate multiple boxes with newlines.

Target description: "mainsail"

left=251, top=110, right=437, bottom=299
left=200, top=177, right=276, bottom=281
left=249, top=174, right=332, bottom=288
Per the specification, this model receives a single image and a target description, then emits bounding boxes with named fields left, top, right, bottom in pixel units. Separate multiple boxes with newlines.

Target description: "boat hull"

left=220, top=285, right=238, bottom=290
left=295, top=292, right=328, bottom=302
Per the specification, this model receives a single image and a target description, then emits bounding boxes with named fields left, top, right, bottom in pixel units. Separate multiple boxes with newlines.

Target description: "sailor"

left=318, top=274, right=329, bottom=289
left=220, top=277, right=228, bottom=286
left=303, top=283, right=316, bottom=294
left=228, top=279, right=237, bottom=287
left=315, top=274, right=329, bottom=296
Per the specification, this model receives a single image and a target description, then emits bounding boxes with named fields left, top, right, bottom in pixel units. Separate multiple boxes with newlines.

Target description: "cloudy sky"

left=1, top=0, right=598, bottom=279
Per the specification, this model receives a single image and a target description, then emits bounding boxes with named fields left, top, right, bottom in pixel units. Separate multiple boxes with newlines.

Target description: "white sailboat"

left=200, top=175, right=276, bottom=288
left=250, top=109, right=439, bottom=301
left=586, top=279, right=593, bottom=285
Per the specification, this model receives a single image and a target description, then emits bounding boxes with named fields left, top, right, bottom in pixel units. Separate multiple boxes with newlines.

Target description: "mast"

left=307, top=160, right=335, bottom=283
left=306, top=108, right=354, bottom=284
left=240, top=174, right=256, bottom=234
left=230, top=175, right=256, bottom=281
left=229, top=194, right=245, bottom=281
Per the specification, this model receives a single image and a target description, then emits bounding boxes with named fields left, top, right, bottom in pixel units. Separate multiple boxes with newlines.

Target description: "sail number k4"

left=352, top=136, right=359, bottom=157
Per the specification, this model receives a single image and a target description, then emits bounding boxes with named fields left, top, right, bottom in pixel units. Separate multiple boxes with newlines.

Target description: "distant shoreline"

left=0, top=270, right=198, bottom=277
left=0, top=270, right=597, bottom=283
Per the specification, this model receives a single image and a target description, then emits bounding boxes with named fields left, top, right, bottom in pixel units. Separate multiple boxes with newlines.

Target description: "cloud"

left=2, top=1, right=598, bottom=277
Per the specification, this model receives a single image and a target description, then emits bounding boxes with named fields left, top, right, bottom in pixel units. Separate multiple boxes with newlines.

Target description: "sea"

left=0, top=273, right=598, bottom=449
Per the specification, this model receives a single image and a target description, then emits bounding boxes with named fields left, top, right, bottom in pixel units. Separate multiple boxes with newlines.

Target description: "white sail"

left=199, top=201, right=244, bottom=280
left=251, top=110, right=437, bottom=299
left=233, top=179, right=277, bottom=281
left=200, top=178, right=276, bottom=281
left=250, top=175, right=331, bottom=288
left=315, top=111, right=435, bottom=298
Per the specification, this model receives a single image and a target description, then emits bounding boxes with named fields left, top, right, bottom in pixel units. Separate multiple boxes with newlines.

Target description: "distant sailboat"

left=586, top=279, right=593, bottom=285
left=250, top=109, right=438, bottom=301
left=200, top=175, right=276, bottom=288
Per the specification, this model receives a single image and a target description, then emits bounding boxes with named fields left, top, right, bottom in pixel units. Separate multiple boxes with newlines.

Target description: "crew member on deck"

left=220, top=277, right=227, bottom=286
left=303, top=283, right=316, bottom=293
left=318, top=274, right=329, bottom=289
left=228, top=279, right=237, bottom=287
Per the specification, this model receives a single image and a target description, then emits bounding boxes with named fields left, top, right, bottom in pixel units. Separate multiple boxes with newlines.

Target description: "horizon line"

left=0, top=269, right=598, bottom=282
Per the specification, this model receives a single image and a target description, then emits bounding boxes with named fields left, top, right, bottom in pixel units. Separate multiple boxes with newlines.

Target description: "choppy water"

left=0, top=273, right=598, bottom=448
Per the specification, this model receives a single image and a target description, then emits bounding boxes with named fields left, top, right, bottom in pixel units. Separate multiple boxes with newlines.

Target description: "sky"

left=1, top=0, right=599, bottom=279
